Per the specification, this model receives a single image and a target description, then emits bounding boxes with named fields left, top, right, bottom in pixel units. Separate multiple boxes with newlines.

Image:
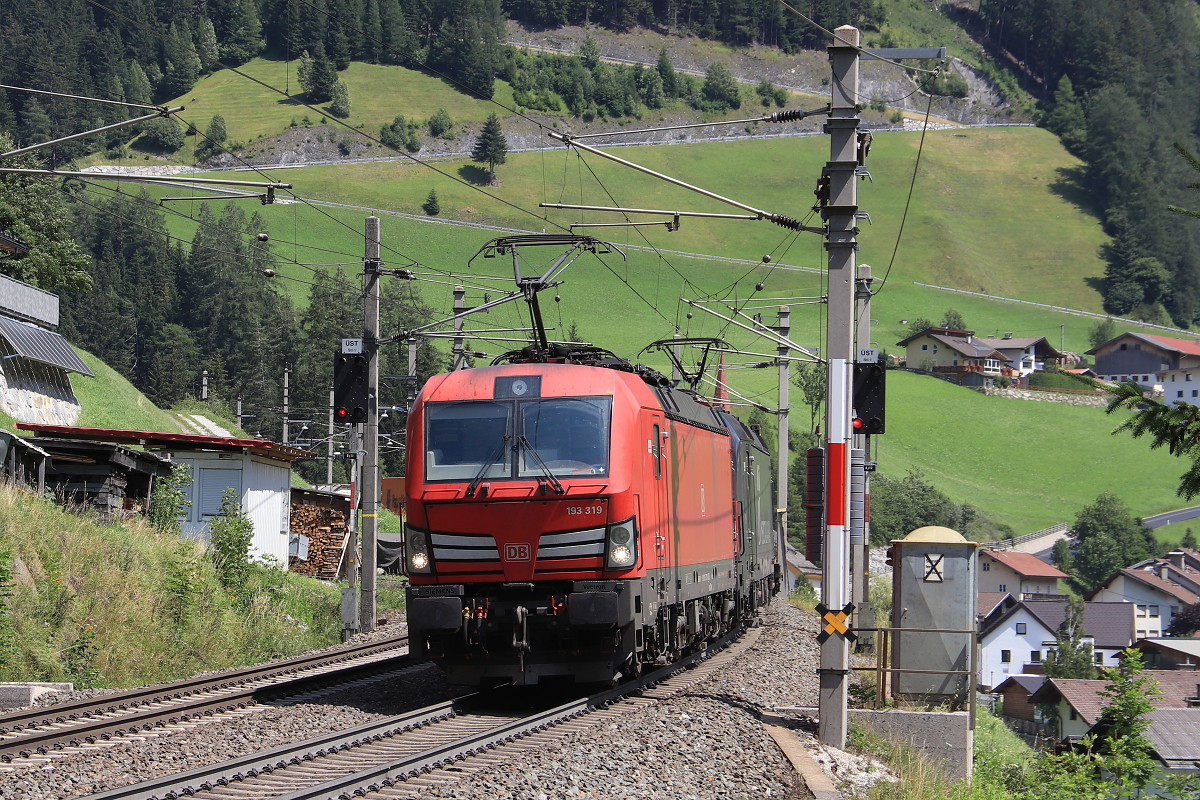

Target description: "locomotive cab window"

left=519, top=398, right=611, bottom=477
left=425, top=396, right=611, bottom=482
left=424, top=401, right=512, bottom=481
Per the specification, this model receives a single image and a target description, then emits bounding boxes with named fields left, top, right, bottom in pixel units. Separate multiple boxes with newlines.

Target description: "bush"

left=919, top=69, right=969, bottom=98
left=148, top=464, right=192, bottom=536
left=427, top=107, right=454, bottom=138
left=209, top=487, right=253, bottom=597
left=140, top=117, right=185, bottom=151
left=700, top=62, right=741, bottom=110
left=329, top=81, right=351, bottom=118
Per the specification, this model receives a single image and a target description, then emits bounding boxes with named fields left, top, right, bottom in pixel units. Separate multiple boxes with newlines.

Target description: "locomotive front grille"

left=431, top=532, right=500, bottom=561
left=536, top=527, right=606, bottom=559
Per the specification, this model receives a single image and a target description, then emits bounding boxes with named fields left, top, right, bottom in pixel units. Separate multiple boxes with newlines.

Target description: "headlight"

left=405, top=525, right=432, bottom=574
left=606, top=517, right=637, bottom=569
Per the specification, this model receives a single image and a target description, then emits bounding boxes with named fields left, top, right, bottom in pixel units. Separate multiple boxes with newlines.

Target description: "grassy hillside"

left=72, top=349, right=184, bottom=431
left=879, top=371, right=1186, bottom=531
left=142, top=124, right=1175, bottom=359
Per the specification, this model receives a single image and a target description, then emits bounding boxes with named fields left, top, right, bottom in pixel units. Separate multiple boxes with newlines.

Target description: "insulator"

left=755, top=282, right=765, bottom=291
left=765, top=109, right=805, bottom=123
left=554, top=294, right=561, bottom=303
left=262, top=268, right=276, bottom=277
left=762, top=255, right=771, bottom=264
left=771, top=214, right=802, bottom=231
left=686, top=312, right=693, bottom=319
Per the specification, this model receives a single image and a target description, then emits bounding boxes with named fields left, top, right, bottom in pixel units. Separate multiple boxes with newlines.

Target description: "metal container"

left=891, top=526, right=978, bottom=704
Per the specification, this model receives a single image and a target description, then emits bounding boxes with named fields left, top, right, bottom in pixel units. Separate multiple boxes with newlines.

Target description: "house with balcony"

left=896, top=327, right=1014, bottom=387
left=973, top=334, right=1065, bottom=377
left=978, top=550, right=1068, bottom=599
left=977, top=599, right=1134, bottom=691
left=1087, top=554, right=1200, bottom=636
left=1129, top=638, right=1200, bottom=670
left=1086, top=332, right=1200, bottom=393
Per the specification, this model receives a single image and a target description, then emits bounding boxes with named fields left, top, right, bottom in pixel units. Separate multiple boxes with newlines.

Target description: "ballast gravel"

left=419, top=598, right=823, bottom=800
left=0, top=600, right=878, bottom=800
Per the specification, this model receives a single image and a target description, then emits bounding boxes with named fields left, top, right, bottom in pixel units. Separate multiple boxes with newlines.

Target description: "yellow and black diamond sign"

left=815, top=602, right=857, bottom=644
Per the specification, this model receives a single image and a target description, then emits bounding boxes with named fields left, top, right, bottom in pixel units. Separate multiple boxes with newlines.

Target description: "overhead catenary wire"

left=873, top=89, right=936, bottom=299
left=771, top=0, right=943, bottom=75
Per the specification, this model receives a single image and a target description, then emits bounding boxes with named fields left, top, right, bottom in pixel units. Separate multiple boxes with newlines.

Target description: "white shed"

left=16, top=426, right=311, bottom=565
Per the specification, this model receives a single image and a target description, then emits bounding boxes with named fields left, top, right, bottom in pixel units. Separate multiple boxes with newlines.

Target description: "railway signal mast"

left=818, top=26, right=945, bottom=748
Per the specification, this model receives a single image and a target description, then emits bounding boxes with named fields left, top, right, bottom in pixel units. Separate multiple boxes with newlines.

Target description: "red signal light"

left=852, top=417, right=864, bottom=429
left=335, top=407, right=349, bottom=419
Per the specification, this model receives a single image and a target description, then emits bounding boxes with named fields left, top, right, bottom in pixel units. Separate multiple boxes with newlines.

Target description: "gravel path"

left=417, top=597, right=821, bottom=800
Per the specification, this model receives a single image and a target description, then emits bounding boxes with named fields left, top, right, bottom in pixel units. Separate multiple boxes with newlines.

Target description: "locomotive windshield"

left=425, top=397, right=611, bottom=481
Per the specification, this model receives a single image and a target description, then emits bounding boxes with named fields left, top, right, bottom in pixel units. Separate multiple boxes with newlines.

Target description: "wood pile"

left=288, top=502, right=347, bottom=578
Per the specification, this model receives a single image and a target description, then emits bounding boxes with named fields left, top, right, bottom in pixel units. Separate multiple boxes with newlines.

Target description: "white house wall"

left=1090, top=576, right=1171, bottom=637
left=979, top=559, right=1023, bottom=595
left=979, top=607, right=1054, bottom=690
left=245, top=455, right=290, bottom=565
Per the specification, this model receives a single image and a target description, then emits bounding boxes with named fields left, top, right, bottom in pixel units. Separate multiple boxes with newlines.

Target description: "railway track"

left=0, top=633, right=413, bottom=762
left=80, top=623, right=764, bottom=800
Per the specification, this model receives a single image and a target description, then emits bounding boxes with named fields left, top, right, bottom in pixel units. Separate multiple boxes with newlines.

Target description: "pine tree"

left=163, top=22, right=202, bottom=98
left=579, top=36, right=601, bottom=69
left=471, top=113, right=507, bottom=183
left=1045, top=75, right=1086, bottom=154
left=701, top=61, right=740, bottom=110
left=423, top=188, right=440, bottom=216
left=123, top=62, right=153, bottom=105
left=363, top=0, right=382, bottom=63
left=656, top=47, right=677, bottom=97
left=195, top=18, right=220, bottom=70
left=1182, top=528, right=1197, bottom=549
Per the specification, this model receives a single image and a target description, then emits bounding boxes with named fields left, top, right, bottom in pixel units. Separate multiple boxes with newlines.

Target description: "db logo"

left=504, top=543, right=531, bottom=562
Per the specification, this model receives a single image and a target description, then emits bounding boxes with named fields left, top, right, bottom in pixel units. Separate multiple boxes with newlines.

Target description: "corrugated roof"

left=1023, top=600, right=1133, bottom=649
left=982, top=550, right=1069, bottom=579
left=0, top=316, right=92, bottom=375
left=1145, top=709, right=1200, bottom=764
left=15, top=424, right=313, bottom=461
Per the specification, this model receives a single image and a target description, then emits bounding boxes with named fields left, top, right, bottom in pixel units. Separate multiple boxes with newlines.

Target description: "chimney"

left=1160, top=563, right=1170, bottom=581
left=1169, top=551, right=1186, bottom=569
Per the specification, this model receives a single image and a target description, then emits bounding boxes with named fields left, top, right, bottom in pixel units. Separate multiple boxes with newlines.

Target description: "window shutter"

left=200, top=468, right=242, bottom=516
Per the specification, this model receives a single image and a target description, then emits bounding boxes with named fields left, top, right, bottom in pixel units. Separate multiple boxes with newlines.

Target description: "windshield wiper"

left=518, top=435, right=565, bottom=495
left=465, top=434, right=510, bottom=498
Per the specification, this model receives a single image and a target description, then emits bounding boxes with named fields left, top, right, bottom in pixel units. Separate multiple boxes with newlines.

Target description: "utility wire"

left=874, top=90, right=935, bottom=298
left=771, top=0, right=943, bottom=75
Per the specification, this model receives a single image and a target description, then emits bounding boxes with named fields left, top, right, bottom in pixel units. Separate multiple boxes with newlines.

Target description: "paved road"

left=1143, top=505, right=1200, bottom=528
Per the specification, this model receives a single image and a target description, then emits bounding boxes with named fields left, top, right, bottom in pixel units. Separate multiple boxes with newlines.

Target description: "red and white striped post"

left=818, top=24, right=861, bottom=748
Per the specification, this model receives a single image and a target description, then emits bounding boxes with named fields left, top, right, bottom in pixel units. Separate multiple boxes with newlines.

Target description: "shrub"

left=919, top=69, right=969, bottom=98
left=700, top=62, right=741, bottom=110
left=140, top=117, right=185, bottom=151
left=1029, top=371, right=1091, bottom=390
left=427, top=107, right=454, bottom=138
left=329, top=81, right=351, bottom=118
left=209, top=487, right=253, bottom=597
left=148, top=464, right=192, bottom=536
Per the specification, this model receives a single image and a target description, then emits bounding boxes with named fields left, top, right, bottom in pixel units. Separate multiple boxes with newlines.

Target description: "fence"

left=852, top=626, right=978, bottom=729
left=978, top=522, right=1070, bottom=551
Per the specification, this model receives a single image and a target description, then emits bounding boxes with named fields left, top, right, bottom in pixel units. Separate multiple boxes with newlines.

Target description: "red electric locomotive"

left=402, top=347, right=782, bottom=687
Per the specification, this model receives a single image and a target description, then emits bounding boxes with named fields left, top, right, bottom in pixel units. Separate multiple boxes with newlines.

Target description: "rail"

left=78, top=624, right=756, bottom=800
left=0, top=634, right=411, bottom=760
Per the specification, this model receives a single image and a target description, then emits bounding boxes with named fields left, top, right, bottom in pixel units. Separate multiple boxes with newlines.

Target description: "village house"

left=1029, top=672, right=1200, bottom=741
left=972, top=334, right=1065, bottom=377
left=978, top=550, right=1068, bottom=600
left=1086, top=332, right=1200, bottom=392
left=1086, top=552, right=1200, bottom=635
left=977, top=599, right=1134, bottom=691
left=1129, top=638, right=1200, bottom=671
left=896, top=327, right=1013, bottom=387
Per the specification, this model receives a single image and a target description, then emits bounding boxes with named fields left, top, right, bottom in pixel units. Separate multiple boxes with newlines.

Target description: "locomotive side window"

left=425, top=401, right=511, bottom=481
left=519, top=397, right=611, bottom=477
left=652, top=424, right=661, bottom=479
